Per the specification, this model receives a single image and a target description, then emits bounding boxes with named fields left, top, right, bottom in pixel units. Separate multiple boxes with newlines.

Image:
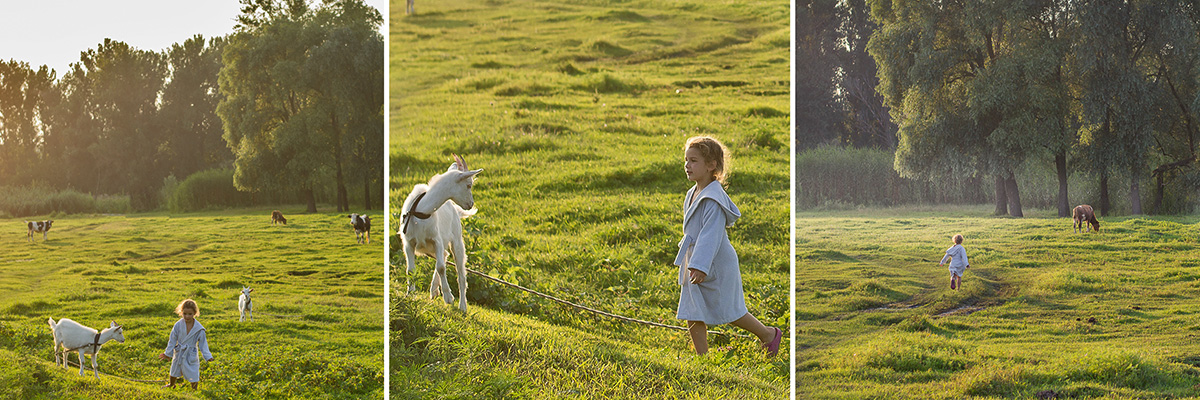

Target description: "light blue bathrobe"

left=941, top=244, right=969, bottom=276
left=674, top=182, right=748, bottom=325
left=163, top=318, right=212, bottom=382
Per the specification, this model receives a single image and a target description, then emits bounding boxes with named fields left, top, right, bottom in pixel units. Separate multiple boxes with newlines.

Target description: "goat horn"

left=453, top=154, right=467, bottom=171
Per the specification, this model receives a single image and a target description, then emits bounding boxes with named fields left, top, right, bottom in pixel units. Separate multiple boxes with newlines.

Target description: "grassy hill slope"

left=390, top=0, right=789, bottom=397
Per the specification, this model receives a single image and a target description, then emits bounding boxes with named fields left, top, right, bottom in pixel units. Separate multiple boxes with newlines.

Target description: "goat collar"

left=401, top=192, right=434, bottom=235
left=93, top=332, right=101, bottom=349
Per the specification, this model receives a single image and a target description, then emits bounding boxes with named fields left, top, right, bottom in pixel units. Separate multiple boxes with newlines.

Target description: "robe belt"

left=673, top=234, right=694, bottom=266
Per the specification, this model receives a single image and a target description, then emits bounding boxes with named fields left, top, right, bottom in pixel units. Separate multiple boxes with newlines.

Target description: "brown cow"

left=1072, top=205, right=1099, bottom=233
left=271, top=210, right=287, bottom=225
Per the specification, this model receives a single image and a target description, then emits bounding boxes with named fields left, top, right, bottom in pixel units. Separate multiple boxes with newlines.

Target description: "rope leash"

left=55, top=357, right=166, bottom=383
left=441, top=264, right=751, bottom=339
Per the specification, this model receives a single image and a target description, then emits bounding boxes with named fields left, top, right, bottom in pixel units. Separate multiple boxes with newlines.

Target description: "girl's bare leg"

left=687, top=320, right=708, bottom=355
left=164, top=376, right=177, bottom=388
left=730, top=312, right=775, bottom=343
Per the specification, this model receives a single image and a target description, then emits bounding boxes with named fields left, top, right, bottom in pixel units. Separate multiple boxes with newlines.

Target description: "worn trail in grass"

left=795, top=206, right=1200, bottom=399
left=391, top=0, right=789, bottom=397
left=0, top=208, right=383, bottom=399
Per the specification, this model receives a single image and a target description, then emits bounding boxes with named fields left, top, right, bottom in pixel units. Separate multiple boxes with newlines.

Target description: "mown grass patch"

left=0, top=209, right=383, bottom=399
left=796, top=206, right=1200, bottom=398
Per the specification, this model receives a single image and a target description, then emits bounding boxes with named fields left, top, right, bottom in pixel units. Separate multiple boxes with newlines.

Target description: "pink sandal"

left=762, top=327, right=782, bottom=357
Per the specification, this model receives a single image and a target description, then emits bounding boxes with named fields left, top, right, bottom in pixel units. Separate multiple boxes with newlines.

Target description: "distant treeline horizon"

left=797, top=0, right=1200, bottom=216
left=0, top=0, right=383, bottom=213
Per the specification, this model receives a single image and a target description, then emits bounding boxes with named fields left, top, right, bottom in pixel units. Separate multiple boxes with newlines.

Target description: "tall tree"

left=304, top=0, right=384, bottom=211
left=73, top=39, right=168, bottom=209
left=0, top=61, right=55, bottom=186
left=840, top=0, right=896, bottom=149
left=162, top=35, right=231, bottom=179
left=795, top=0, right=845, bottom=149
left=220, top=0, right=382, bottom=213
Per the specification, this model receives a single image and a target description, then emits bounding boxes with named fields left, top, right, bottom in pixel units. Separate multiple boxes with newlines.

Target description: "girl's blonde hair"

left=175, top=299, right=200, bottom=317
left=953, top=234, right=964, bottom=244
left=684, top=136, right=731, bottom=184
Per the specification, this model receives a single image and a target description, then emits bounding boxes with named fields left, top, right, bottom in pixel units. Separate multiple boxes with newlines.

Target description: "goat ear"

left=459, top=169, right=482, bottom=181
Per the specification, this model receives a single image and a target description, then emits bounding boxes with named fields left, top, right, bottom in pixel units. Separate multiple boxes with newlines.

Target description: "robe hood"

left=684, top=182, right=740, bottom=227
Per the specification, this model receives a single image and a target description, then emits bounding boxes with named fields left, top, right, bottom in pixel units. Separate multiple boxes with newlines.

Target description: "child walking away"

left=674, top=136, right=782, bottom=356
left=158, top=299, right=213, bottom=389
left=940, top=234, right=970, bottom=290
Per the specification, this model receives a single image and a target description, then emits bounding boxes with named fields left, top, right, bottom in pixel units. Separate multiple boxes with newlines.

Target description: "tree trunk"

left=1099, top=172, right=1110, bottom=217
left=994, top=174, right=1008, bottom=216
left=304, top=188, right=317, bottom=213
left=363, top=174, right=371, bottom=210
left=331, top=111, right=348, bottom=212
left=1055, top=150, right=1069, bottom=217
left=1129, top=165, right=1142, bottom=215
left=1005, top=172, right=1023, bottom=217
left=1153, top=172, right=1163, bottom=214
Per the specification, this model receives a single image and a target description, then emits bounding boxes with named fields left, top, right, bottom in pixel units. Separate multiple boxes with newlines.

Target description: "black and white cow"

left=349, top=214, right=371, bottom=244
left=26, top=220, right=53, bottom=242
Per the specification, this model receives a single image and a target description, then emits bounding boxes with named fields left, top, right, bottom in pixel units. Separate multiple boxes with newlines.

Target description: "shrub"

left=168, top=168, right=254, bottom=212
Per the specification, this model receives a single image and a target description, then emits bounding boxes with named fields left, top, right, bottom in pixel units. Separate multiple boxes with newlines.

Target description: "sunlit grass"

left=795, top=206, right=1200, bottom=398
left=0, top=208, right=383, bottom=399
left=390, top=0, right=789, bottom=397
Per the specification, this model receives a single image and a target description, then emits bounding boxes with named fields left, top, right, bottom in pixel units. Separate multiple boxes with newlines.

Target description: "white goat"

left=47, top=318, right=125, bottom=378
left=238, top=287, right=254, bottom=322
left=399, top=154, right=482, bottom=312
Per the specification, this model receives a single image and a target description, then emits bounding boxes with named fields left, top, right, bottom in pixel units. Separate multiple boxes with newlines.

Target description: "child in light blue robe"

left=158, top=299, right=213, bottom=389
left=939, top=234, right=970, bottom=290
left=675, top=136, right=781, bottom=356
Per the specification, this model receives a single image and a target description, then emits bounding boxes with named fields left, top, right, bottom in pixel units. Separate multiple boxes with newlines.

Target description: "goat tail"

left=47, top=317, right=56, bottom=330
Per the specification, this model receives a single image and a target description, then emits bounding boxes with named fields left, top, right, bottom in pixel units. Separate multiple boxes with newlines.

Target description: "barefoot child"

left=939, top=234, right=970, bottom=290
left=158, top=299, right=213, bottom=389
left=675, top=136, right=782, bottom=356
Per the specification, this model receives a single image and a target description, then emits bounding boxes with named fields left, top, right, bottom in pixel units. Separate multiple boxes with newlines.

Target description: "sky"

left=0, top=0, right=388, bottom=75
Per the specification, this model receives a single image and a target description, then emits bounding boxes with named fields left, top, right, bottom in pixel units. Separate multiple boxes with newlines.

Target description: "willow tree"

left=1072, top=0, right=1200, bottom=215
left=220, top=0, right=382, bottom=213
left=869, top=0, right=1077, bottom=217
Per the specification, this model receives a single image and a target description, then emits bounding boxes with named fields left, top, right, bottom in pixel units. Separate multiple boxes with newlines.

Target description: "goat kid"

left=400, top=154, right=482, bottom=312
left=47, top=318, right=125, bottom=378
left=238, top=287, right=254, bottom=322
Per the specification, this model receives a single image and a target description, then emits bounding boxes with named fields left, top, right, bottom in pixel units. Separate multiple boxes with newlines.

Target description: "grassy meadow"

left=795, top=206, right=1200, bottom=398
left=0, top=208, right=383, bottom=399
left=390, top=0, right=789, bottom=397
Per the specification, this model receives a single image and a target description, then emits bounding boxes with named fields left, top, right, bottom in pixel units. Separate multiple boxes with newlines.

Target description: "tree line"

left=0, top=0, right=382, bottom=213
left=798, top=0, right=1200, bottom=216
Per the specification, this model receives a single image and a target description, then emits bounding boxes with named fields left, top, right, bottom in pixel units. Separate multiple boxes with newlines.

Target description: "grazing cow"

left=26, top=220, right=53, bottom=242
left=1073, top=204, right=1100, bottom=233
left=349, top=214, right=371, bottom=244
left=271, top=210, right=287, bottom=225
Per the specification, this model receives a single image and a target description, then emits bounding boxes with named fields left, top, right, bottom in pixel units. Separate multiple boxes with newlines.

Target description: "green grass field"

left=795, top=206, right=1200, bottom=398
left=0, top=208, right=383, bottom=399
left=390, top=0, right=789, bottom=397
